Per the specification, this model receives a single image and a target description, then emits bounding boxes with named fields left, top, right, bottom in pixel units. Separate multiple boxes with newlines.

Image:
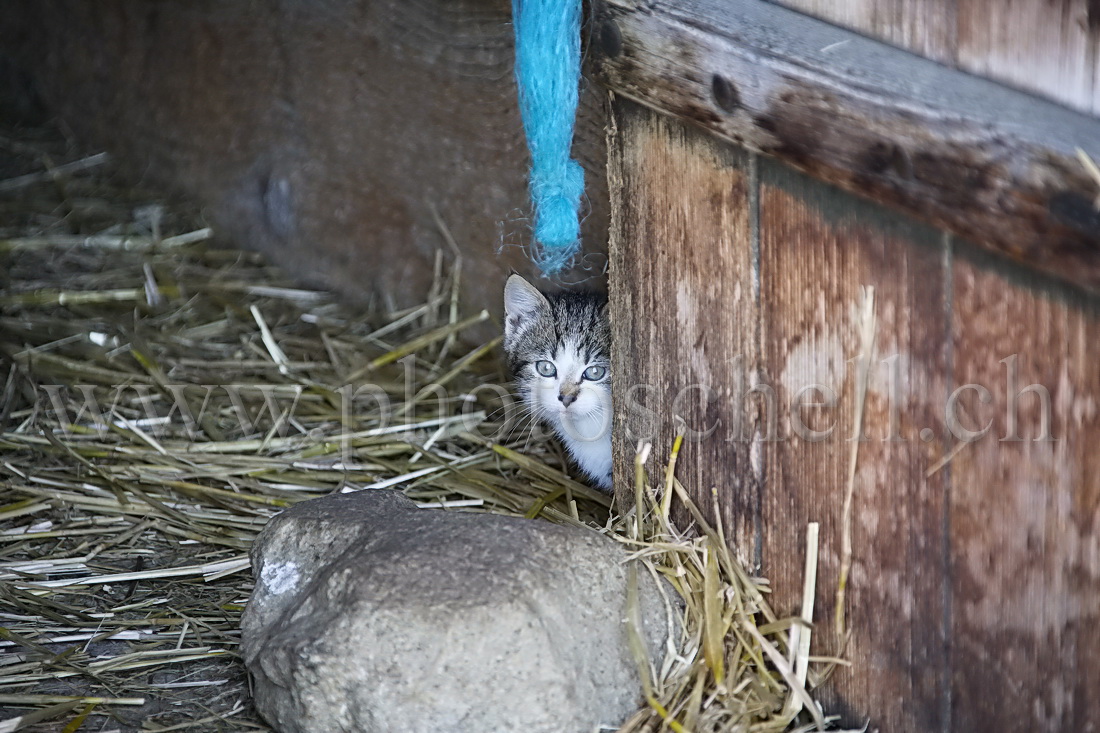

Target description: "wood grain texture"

left=949, top=249, right=1100, bottom=731
left=957, top=0, right=1100, bottom=116
left=771, top=0, right=958, bottom=63
left=590, top=0, right=1100, bottom=297
left=607, top=99, right=759, bottom=561
left=0, top=0, right=611, bottom=335
left=774, top=0, right=1100, bottom=117
left=609, top=101, right=960, bottom=728
left=607, top=101, right=1100, bottom=729
left=758, top=158, right=950, bottom=730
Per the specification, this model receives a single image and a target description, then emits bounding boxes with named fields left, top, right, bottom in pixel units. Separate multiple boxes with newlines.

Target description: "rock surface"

left=241, top=490, right=676, bottom=733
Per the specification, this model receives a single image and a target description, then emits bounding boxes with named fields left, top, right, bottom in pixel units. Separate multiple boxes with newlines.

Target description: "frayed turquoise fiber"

left=512, top=0, right=584, bottom=275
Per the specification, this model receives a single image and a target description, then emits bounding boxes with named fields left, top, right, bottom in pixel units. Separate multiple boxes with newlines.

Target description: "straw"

left=0, top=122, right=849, bottom=732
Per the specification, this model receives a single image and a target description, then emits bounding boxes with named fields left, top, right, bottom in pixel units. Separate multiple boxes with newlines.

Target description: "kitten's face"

left=502, top=275, right=611, bottom=442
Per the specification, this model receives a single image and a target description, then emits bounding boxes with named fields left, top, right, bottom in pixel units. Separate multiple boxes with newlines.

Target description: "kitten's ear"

left=504, top=274, right=549, bottom=334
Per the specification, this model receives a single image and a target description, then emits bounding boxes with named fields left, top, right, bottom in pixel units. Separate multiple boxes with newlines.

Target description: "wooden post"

left=757, top=155, right=951, bottom=729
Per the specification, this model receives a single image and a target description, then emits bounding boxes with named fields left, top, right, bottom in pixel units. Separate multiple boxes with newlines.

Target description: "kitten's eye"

left=535, top=360, right=557, bottom=377
left=582, top=365, right=607, bottom=381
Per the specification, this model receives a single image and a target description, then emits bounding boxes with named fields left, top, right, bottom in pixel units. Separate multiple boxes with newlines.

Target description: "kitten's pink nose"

left=558, top=392, right=577, bottom=407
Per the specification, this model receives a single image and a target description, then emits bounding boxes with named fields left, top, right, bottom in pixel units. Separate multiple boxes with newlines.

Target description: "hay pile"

left=0, top=125, right=847, bottom=732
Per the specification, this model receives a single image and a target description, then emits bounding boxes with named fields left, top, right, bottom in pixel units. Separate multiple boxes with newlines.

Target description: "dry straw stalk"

left=0, top=125, right=846, bottom=732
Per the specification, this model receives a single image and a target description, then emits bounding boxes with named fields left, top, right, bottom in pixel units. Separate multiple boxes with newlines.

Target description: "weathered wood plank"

left=949, top=249, right=1100, bottom=731
left=758, top=158, right=950, bottom=730
left=957, top=0, right=1100, bottom=117
left=772, top=0, right=957, bottom=63
left=609, top=100, right=959, bottom=728
left=590, top=0, right=1100, bottom=296
left=776, top=0, right=1100, bottom=117
left=607, top=99, right=759, bottom=560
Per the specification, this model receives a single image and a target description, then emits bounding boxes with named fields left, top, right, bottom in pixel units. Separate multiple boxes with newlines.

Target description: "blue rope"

left=512, top=0, right=584, bottom=275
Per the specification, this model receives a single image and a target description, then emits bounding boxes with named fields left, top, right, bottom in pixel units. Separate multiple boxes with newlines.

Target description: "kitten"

left=502, top=274, right=613, bottom=491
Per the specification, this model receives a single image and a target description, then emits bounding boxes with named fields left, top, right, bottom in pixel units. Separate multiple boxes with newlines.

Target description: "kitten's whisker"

left=482, top=398, right=537, bottom=424
left=483, top=406, right=514, bottom=423
left=503, top=413, right=542, bottom=442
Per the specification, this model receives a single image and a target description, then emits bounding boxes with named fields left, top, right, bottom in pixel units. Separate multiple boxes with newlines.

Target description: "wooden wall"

left=773, top=0, right=1100, bottom=116
left=590, top=0, right=1100, bottom=302
left=609, top=98, right=1100, bottom=732
left=0, top=0, right=611, bottom=335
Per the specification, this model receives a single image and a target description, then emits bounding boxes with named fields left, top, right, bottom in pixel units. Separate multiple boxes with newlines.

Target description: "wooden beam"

left=589, top=0, right=1100, bottom=296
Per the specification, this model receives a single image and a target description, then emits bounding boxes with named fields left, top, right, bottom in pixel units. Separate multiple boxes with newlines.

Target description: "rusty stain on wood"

left=591, top=0, right=1100, bottom=297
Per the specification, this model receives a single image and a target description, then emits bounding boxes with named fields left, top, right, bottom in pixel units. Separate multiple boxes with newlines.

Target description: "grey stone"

left=241, top=490, right=676, bottom=733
